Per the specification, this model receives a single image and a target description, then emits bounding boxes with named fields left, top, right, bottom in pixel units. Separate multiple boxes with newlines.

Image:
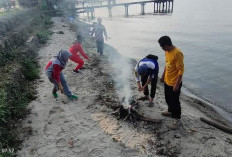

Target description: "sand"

left=17, top=17, right=232, bottom=157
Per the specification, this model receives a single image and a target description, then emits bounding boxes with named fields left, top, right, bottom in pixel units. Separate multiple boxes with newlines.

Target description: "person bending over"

left=134, top=54, right=159, bottom=107
left=69, top=35, right=90, bottom=73
left=45, top=50, right=78, bottom=100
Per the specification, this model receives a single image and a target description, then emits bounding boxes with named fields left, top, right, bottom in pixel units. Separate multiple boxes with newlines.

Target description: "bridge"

left=76, top=0, right=174, bottom=18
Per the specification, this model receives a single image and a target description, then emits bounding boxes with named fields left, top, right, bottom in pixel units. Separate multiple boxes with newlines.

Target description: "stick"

left=111, top=108, right=120, bottom=115
left=200, top=117, right=232, bottom=134
left=123, top=114, right=130, bottom=121
left=132, top=108, right=143, bottom=116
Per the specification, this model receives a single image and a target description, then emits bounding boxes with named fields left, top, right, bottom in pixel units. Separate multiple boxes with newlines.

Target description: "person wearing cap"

left=45, top=50, right=78, bottom=100
left=158, top=36, right=184, bottom=120
left=134, top=54, right=159, bottom=107
left=93, top=17, right=108, bottom=55
left=69, top=35, right=90, bottom=73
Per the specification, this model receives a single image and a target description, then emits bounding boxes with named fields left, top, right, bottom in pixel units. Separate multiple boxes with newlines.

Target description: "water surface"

left=82, top=0, right=232, bottom=119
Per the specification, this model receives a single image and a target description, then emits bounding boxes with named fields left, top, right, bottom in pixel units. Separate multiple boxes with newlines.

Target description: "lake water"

left=80, top=0, right=232, bottom=120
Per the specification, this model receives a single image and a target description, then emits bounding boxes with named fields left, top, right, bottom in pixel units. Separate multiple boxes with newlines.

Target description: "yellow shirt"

left=164, top=47, right=184, bottom=86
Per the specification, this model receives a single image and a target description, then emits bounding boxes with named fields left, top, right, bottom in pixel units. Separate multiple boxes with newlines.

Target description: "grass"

left=36, top=15, right=53, bottom=44
left=0, top=89, right=8, bottom=124
left=0, top=8, right=22, bottom=17
left=0, top=87, right=17, bottom=157
left=37, top=30, right=53, bottom=44
left=21, top=58, right=40, bottom=80
left=43, top=15, right=54, bottom=26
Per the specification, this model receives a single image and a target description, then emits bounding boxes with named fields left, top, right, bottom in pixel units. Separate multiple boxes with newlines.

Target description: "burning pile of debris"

left=112, top=97, right=162, bottom=123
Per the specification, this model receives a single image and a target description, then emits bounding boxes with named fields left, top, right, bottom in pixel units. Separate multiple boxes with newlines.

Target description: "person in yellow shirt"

left=158, top=36, right=184, bottom=120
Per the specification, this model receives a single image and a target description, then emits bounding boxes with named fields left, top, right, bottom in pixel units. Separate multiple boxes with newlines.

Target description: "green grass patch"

left=43, top=15, right=54, bottom=26
left=0, top=89, right=9, bottom=124
left=0, top=8, right=22, bottom=17
left=21, top=58, right=39, bottom=81
left=36, top=15, right=53, bottom=44
left=36, top=30, right=52, bottom=44
left=0, top=87, right=18, bottom=156
left=0, top=152, right=14, bottom=157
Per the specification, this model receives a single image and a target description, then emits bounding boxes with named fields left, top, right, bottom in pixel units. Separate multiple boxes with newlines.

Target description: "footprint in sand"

left=56, top=138, right=66, bottom=147
left=49, top=106, right=65, bottom=115
left=88, top=148, right=104, bottom=157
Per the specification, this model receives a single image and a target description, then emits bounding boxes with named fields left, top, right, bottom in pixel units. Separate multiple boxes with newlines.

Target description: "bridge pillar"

left=108, top=7, right=113, bottom=18
left=156, top=2, right=158, bottom=13
left=171, top=0, right=174, bottom=13
left=91, top=8, right=94, bottom=20
left=108, top=0, right=113, bottom=18
left=86, top=7, right=90, bottom=19
left=125, top=5, right=129, bottom=17
left=154, top=2, right=155, bottom=13
left=141, top=3, right=145, bottom=15
left=166, top=2, right=168, bottom=12
left=162, top=2, right=164, bottom=13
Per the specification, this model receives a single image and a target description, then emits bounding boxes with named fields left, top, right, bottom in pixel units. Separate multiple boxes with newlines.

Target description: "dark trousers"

left=141, top=75, right=158, bottom=99
left=96, top=40, right=104, bottom=55
left=164, top=82, right=182, bottom=119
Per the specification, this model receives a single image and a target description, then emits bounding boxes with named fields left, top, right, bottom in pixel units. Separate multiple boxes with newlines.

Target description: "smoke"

left=107, top=49, right=135, bottom=107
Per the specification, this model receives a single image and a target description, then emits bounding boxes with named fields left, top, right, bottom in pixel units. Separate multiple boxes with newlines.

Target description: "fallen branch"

left=130, top=107, right=161, bottom=123
left=112, top=98, right=162, bottom=123
left=200, top=117, right=232, bottom=134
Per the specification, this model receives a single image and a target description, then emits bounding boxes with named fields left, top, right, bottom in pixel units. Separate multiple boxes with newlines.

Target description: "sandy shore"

left=17, top=17, right=232, bottom=157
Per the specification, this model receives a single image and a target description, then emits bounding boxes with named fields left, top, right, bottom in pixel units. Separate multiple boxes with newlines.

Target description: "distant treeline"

left=18, top=0, right=37, bottom=7
left=0, top=0, right=112, bottom=9
left=0, top=0, right=16, bottom=8
left=0, top=0, right=38, bottom=8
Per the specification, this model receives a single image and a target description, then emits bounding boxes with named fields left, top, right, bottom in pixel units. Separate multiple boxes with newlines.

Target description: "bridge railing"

left=77, top=0, right=174, bottom=18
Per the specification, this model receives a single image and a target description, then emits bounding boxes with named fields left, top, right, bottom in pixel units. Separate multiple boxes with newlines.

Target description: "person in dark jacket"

left=134, top=54, right=159, bottom=107
left=93, top=17, right=108, bottom=55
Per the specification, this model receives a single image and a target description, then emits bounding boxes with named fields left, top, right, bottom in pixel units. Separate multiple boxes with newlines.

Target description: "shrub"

left=43, top=15, right=53, bottom=26
left=0, top=89, right=16, bottom=157
left=0, top=89, right=9, bottom=125
left=36, top=30, right=52, bottom=44
left=21, top=58, right=39, bottom=81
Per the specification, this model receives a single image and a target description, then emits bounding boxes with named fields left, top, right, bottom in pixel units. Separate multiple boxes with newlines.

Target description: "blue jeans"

left=46, top=72, right=72, bottom=97
left=96, top=40, right=104, bottom=55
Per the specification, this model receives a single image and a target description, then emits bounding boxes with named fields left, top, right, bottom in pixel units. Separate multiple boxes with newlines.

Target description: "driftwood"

left=112, top=98, right=162, bottom=123
left=200, top=117, right=232, bottom=134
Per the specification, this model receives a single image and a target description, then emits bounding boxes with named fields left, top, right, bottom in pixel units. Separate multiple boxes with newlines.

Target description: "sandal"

left=148, top=102, right=154, bottom=107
